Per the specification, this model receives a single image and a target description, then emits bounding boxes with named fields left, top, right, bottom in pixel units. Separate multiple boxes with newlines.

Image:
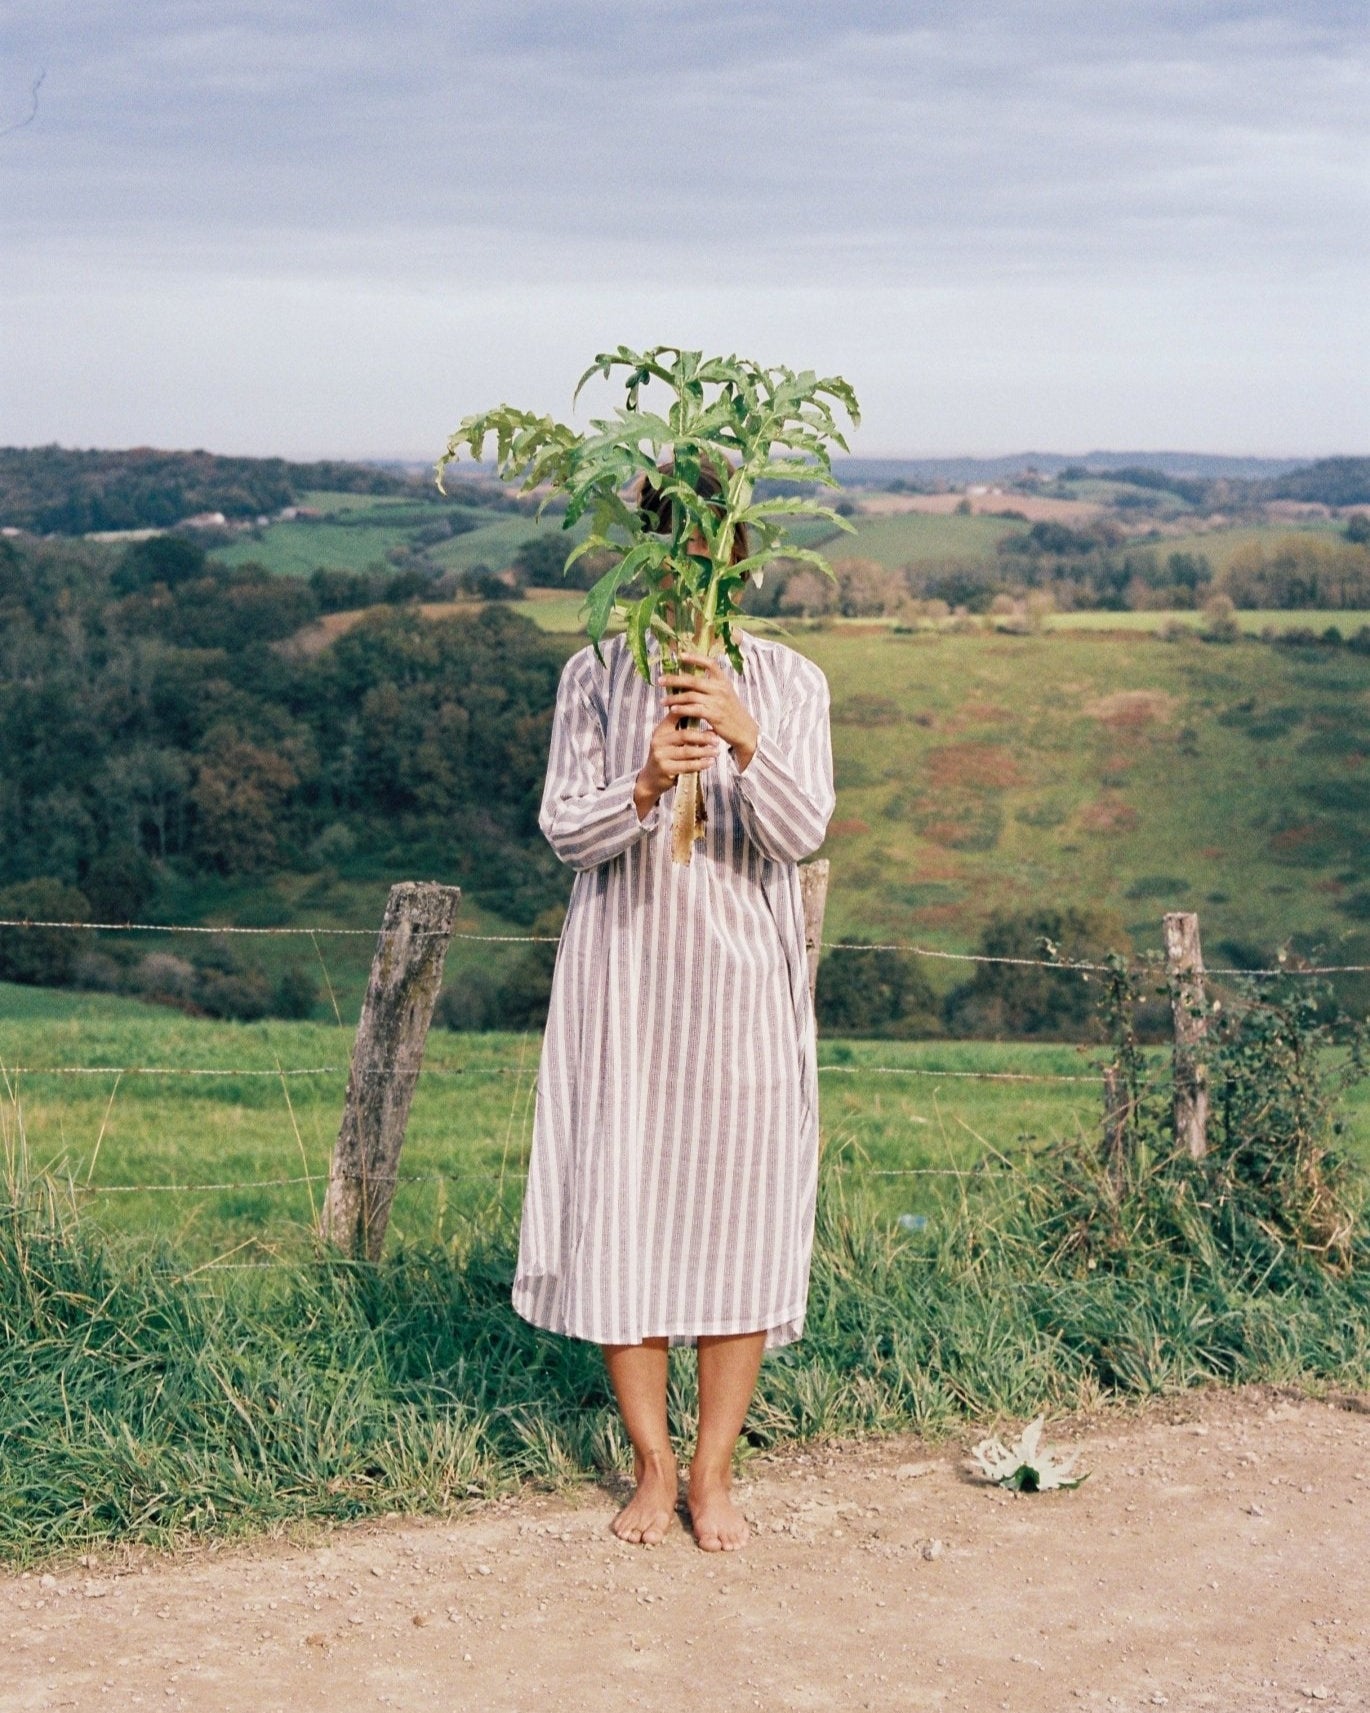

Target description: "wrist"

left=729, top=717, right=760, bottom=772
left=633, top=770, right=662, bottom=823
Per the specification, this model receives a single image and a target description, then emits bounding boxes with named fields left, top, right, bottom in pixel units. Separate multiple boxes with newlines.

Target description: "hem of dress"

left=511, top=1293, right=808, bottom=1352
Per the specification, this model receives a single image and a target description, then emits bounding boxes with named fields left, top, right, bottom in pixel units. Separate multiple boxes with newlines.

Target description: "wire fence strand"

left=3, top=1060, right=1105, bottom=1086
left=2, top=915, right=1365, bottom=974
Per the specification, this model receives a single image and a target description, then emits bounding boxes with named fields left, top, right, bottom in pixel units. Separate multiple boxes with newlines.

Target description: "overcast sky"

left=2, top=1, right=1366, bottom=459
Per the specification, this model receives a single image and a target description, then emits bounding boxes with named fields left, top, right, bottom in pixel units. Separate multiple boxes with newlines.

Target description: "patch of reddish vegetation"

left=1315, top=876, right=1345, bottom=895
left=1200, top=846, right=1225, bottom=860
left=913, top=852, right=963, bottom=882
left=926, top=743, right=1023, bottom=790
left=1270, top=824, right=1317, bottom=852
left=913, top=903, right=966, bottom=927
left=826, top=818, right=870, bottom=839
left=959, top=701, right=1014, bottom=724
left=1084, top=690, right=1179, bottom=729
left=1079, top=796, right=1140, bottom=834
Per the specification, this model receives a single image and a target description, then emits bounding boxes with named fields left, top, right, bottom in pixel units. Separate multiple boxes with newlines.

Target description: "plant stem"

left=669, top=578, right=721, bottom=866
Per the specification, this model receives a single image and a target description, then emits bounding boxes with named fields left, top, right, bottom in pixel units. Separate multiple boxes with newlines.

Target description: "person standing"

left=512, top=519, right=834, bottom=1551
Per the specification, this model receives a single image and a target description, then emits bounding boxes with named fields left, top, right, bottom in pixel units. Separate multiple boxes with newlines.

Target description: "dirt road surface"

left=6, top=1386, right=1368, bottom=1713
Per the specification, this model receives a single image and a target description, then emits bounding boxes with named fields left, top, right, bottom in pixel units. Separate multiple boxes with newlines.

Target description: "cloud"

left=1, top=1, right=1365, bottom=451
left=5, top=1, right=1365, bottom=275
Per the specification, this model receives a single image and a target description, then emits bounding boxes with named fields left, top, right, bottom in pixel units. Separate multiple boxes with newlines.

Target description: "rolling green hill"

left=795, top=625, right=1369, bottom=991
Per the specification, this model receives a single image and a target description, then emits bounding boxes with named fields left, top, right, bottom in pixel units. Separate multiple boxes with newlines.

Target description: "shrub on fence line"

left=815, top=940, right=942, bottom=1037
left=0, top=879, right=91, bottom=986
left=943, top=906, right=1131, bottom=1039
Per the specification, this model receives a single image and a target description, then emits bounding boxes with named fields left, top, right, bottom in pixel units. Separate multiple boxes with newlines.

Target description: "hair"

left=636, top=452, right=751, bottom=568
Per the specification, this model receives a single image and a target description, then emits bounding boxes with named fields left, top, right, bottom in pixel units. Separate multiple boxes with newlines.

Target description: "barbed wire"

left=818, top=1064, right=1101, bottom=1084
left=2, top=913, right=1365, bottom=974
left=77, top=1160, right=995, bottom=1197
left=85, top=1173, right=328, bottom=1194
left=2, top=1059, right=1103, bottom=1087
left=0, top=1063, right=527, bottom=1079
left=0, top=916, right=381, bottom=937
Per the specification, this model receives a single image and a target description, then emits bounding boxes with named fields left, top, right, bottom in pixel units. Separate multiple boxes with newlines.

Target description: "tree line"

left=0, top=446, right=431, bottom=535
left=744, top=524, right=1370, bottom=621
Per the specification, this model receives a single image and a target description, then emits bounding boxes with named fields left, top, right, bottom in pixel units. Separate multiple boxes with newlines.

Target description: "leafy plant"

left=437, top=345, right=859, bottom=861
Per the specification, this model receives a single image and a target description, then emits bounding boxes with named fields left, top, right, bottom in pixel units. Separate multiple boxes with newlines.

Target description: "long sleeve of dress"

left=731, top=653, right=835, bottom=863
left=539, top=657, right=661, bottom=871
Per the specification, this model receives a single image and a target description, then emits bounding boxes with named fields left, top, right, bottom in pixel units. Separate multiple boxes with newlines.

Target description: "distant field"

left=212, top=490, right=554, bottom=579
left=208, top=489, right=1353, bottom=592
left=211, top=520, right=413, bottom=576
left=823, top=509, right=1026, bottom=568
left=1048, top=609, right=1370, bottom=634
left=1141, top=520, right=1344, bottom=574
left=427, top=512, right=581, bottom=576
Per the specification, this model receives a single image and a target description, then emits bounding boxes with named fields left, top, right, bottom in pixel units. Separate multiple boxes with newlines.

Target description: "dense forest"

left=0, top=530, right=569, bottom=1014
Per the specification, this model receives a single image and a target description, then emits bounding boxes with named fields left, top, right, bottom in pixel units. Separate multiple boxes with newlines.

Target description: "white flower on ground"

left=970, top=1416, right=1087, bottom=1492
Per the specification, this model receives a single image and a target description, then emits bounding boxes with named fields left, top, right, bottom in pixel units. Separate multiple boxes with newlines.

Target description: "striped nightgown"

left=512, top=629, right=835, bottom=1351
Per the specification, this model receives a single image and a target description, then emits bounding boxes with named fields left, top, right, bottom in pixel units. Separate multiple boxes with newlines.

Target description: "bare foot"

left=610, top=1450, right=678, bottom=1546
left=687, top=1469, right=749, bottom=1552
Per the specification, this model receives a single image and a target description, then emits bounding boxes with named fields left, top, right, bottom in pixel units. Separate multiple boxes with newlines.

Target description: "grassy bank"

left=5, top=970, right=1367, bottom=1566
left=4, top=1114, right=1367, bottom=1566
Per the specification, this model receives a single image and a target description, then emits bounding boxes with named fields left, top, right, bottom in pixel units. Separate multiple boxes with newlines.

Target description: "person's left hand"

left=659, top=652, right=760, bottom=770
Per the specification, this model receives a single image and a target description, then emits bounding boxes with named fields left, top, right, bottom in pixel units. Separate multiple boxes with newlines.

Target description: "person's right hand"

left=634, top=714, right=720, bottom=822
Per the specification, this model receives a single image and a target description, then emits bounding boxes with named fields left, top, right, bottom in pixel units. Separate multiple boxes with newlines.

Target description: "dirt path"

left=6, top=1386, right=1369, bottom=1713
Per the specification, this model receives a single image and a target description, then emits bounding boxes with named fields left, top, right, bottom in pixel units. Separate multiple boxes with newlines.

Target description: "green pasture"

left=427, top=512, right=578, bottom=576
left=212, top=491, right=546, bottom=578
left=296, top=491, right=419, bottom=513
left=2, top=985, right=1365, bottom=1271
left=212, top=519, right=430, bottom=577
left=1050, top=477, right=1192, bottom=518
left=1143, top=520, right=1344, bottom=574
left=830, top=509, right=1025, bottom=567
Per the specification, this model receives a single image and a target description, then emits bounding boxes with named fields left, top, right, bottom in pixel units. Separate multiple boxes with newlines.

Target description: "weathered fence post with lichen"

left=321, top=881, right=461, bottom=1260
left=800, top=859, right=830, bottom=1004
left=1162, top=909, right=1209, bottom=1160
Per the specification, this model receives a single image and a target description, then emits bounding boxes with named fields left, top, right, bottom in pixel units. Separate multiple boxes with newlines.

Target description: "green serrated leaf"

left=625, top=588, right=663, bottom=682
left=441, top=343, right=859, bottom=674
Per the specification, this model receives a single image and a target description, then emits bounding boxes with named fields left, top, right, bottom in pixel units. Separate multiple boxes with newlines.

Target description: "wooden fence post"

left=1162, top=909, right=1209, bottom=1160
left=799, top=859, right=830, bottom=1004
left=320, top=881, right=461, bottom=1261
left=1101, top=1063, right=1131, bottom=1178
